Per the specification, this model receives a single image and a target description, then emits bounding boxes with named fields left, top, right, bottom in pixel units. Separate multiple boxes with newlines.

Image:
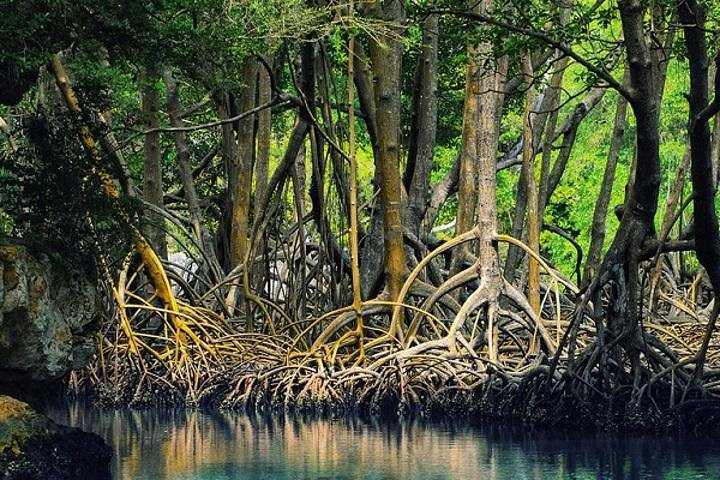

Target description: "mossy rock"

left=0, top=396, right=54, bottom=454
left=0, top=243, right=100, bottom=393
left=0, top=396, right=111, bottom=479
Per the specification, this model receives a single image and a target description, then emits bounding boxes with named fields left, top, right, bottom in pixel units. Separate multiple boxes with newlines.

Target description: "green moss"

left=0, top=396, right=53, bottom=454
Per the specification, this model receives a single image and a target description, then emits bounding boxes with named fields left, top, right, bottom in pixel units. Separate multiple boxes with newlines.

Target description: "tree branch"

left=429, top=8, right=631, bottom=100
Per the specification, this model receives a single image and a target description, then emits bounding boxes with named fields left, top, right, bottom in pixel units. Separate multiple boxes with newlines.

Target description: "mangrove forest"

left=2, top=0, right=720, bottom=452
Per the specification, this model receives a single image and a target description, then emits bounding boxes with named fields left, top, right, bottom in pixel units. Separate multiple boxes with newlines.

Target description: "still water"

left=44, top=403, right=720, bottom=480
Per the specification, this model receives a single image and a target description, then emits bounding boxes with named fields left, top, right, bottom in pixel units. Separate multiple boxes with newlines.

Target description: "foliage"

left=0, top=108, right=134, bottom=268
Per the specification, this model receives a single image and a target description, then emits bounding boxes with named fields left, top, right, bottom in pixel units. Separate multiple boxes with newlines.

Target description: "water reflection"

left=44, top=404, right=720, bottom=480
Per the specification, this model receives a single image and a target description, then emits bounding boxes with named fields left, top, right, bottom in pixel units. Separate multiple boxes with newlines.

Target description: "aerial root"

left=76, top=212, right=720, bottom=426
left=83, top=226, right=585, bottom=411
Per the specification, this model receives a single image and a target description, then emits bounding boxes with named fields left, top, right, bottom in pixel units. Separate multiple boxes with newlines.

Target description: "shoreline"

left=65, top=368, right=720, bottom=435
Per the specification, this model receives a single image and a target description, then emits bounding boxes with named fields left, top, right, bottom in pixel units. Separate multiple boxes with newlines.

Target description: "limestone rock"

left=0, top=244, right=100, bottom=386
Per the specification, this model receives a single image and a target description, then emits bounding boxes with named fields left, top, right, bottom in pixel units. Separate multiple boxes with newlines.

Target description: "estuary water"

left=44, top=403, right=720, bottom=480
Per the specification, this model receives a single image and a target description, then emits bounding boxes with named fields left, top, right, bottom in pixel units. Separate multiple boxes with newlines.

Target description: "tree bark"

left=404, top=13, right=438, bottom=238
left=679, top=0, right=720, bottom=373
left=454, top=9, right=481, bottom=246
left=366, top=0, right=407, bottom=299
left=216, top=88, right=238, bottom=270
left=587, top=0, right=661, bottom=354
left=583, top=90, right=628, bottom=284
left=504, top=86, right=550, bottom=281
left=354, top=41, right=385, bottom=298
left=520, top=54, right=541, bottom=321
left=470, top=0, right=507, bottom=362
left=230, top=58, right=259, bottom=268
left=140, top=66, right=167, bottom=259
left=422, top=153, right=459, bottom=235
left=162, top=68, right=221, bottom=280
left=255, top=57, right=272, bottom=219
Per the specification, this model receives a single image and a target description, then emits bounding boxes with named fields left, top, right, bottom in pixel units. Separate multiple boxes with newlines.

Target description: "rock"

left=0, top=244, right=101, bottom=395
left=0, top=246, right=111, bottom=478
left=0, top=396, right=51, bottom=454
left=0, top=396, right=111, bottom=480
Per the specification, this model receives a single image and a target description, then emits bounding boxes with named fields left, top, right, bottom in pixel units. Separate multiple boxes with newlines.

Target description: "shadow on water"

left=43, top=403, right=720, bottom=480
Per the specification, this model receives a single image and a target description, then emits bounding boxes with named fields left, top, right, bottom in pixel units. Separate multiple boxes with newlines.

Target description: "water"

left=44, top=404, right=720, bottom=480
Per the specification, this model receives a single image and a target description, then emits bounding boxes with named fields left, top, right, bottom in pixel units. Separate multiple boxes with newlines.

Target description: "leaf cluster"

left=0, top=107, right=135, bottom=269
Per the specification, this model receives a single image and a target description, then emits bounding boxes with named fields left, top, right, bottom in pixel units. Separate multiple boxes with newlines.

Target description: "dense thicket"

left=1, top=0, right=720, bottom=427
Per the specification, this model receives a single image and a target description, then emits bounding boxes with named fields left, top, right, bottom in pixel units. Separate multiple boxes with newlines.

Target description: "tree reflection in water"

left=44, top=404, right=720, bottom=480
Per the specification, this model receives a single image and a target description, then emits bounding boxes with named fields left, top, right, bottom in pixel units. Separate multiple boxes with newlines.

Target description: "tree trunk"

left=453, top=11, right=481, bottom=253
left=679, top=0, right=720, bottom=373
left=712, top=110, right=720, bottom=187
left=583, top=90, right=628, bottom=284
left=354, top=41, right=385, bottom=299
left=520, top=54, right=541, bottom=322
left=162, top=68, right=221, bottom=280
left=140, top=67, right=167, bottom=259
left=422, top=153, right=459, bottom=235
left=291, top=142, right=307, bottom=319
left=255, top=57, right=272, bottom=219
left=366, top=0, right=407, bottom=299
left=230, top=58, right=259, bottom=268
left=470, top=0, right=507, bottom=362
left=216, top=88, right=238, bottom=271
left=588, top=0, right=661, bottom=357
left=538, top=56, right=569, bottom=215
left=504, top=86, right=551, bottom=281
left=404, top=13, right=438, bottom=238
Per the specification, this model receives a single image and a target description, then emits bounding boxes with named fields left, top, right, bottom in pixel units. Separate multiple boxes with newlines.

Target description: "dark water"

left=44, top=404, right=720, bottom=480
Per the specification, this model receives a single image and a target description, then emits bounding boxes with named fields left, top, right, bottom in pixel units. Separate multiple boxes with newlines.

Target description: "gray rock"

left=0, top=245, right=100, bottom=385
